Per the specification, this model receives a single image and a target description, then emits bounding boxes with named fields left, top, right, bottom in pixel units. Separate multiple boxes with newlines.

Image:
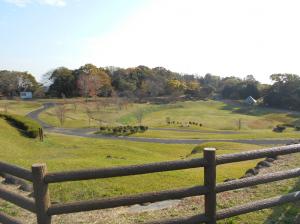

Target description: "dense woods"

left=1, top=65, right=300, bottom=111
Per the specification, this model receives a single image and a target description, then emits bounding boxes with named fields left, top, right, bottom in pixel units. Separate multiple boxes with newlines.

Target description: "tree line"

left=0, top=70, right=44, bottom=97
left=1, top=64, right=300, bottom=110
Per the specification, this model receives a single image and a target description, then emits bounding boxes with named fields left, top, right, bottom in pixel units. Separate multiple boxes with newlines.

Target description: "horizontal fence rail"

left=0, top=186, right=36, bottom=213
left=216, top=144, right=300, bottom=165
left=216, top=168, right=300, bottom=193
left=216, top=191, right=300, bottom=220
left=0, top=144, right=299, bottom=224
left=148, top=191, right=300, bottom=224
left=0, top=211, right=22, bottom=224
left=44, top=158, right=206, bottom=183
left=0, top=161, right=32, bottom=181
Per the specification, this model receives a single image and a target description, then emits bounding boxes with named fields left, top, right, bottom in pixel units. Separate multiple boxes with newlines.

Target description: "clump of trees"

left=47, top=64, right=112, bottom=98
left=45, top=65, right=268, bottom=102
left=263, top=74, right=300, bottom=110
left=46, top=65, right=210, bottom=99
left=0, top=70, right=43, bottom=98
left=4, top=65, right=300, bottom=113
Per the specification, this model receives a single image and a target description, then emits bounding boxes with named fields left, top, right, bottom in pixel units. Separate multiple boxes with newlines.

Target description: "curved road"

left=26, top=103, right=300, bottom=145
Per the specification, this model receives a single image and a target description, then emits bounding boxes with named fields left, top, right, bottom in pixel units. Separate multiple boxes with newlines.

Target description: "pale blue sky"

left=0, top=0, right=147, bottom=79
left=1, top=0, right=300, bottom=83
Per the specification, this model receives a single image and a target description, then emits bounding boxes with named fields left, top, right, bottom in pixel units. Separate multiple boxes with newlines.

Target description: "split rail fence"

left=0, top=144, right=300, bottom=224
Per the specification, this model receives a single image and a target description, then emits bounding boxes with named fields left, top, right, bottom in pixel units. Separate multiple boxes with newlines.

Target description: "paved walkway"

left=26, top=103, right=299, bottom=145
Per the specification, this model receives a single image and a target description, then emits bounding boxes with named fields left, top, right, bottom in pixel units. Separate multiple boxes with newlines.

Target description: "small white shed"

left=20, top=92, right=33, bottom=99
left=245, top=96, right=257, bottom=105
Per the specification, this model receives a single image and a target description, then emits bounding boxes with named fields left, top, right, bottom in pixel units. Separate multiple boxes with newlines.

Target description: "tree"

left=264, top=74, right=300, bottom=110
left=76, top=64, right=112, bottom=99
left=85, top=105, right=94, bottom=126
left=134, top=109, right=144, bottom=125
left=48, top=67, right=75, bottom=97
left=54, top=104, right=67, bottom=126
left=0, top=70, right=39, bottom=97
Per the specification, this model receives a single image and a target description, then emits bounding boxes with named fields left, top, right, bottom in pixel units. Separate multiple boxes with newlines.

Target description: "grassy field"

left=0, top=99, right=299, bottom=223
left=0, top=117, right=264, bottom=202
left=39, top=100, right=300, bottom=129
left=132, top=128, right=300, bottom=139
left=0, top=100, right=42, bottom=116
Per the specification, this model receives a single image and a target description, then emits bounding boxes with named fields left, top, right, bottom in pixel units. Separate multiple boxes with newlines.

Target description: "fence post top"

left=32, top=163, right=46, bottom=168
left=204, top=148, right=216, bottom=152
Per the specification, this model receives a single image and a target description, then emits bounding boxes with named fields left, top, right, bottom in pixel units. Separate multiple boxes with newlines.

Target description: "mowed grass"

left=132, top=128, right=300, bottom=139
left=0, top=100, right=42, bottom=116
left=0, top=118, right=264, bottom=203
left=39, top=100, right=300, bottom=132
left=39, top=102, right=150, bottom=128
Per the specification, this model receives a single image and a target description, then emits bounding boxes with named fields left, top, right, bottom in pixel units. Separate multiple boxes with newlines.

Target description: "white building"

left=20, top=92, right=33, bottom=99
left=245, top=96, right=257, bottom=105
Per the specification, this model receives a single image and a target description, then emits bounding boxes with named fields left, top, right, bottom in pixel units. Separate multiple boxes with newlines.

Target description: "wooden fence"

left=0, top=144, right=300, bottom=224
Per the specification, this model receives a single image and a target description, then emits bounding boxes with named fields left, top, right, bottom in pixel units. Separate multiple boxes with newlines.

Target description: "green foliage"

left=96, top=125, right=148, bottom=136
left=273, top=124, right=286, bottom=133
left=263, top=73, right=300, bottom=110
left=220, top=75, right=261, bottom=100
left=0, top=113, right=41, bottom=138
left=0, top=70, right=39, bottom=97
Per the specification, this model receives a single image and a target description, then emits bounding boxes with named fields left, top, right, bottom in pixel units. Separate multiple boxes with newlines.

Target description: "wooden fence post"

left=204, top=148, right=217, bottom=224
left=41, top=128, right=44, bottom=142
left=32, top=163, right=51, bottom=224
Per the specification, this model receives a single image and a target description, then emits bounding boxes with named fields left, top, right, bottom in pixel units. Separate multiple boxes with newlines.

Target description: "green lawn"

left=132, top=128, right=300, bottom=139
left=38, top=100, right=300, bottom=132
left=0, top=100, right=42, bottom=116
left=0, top=99, right=299, bottom=224
left=0, top=117, right=263, bottom=203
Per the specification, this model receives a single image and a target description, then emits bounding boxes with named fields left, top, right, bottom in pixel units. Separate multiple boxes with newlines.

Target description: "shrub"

left=273, top=125, right=286, bottom=133
left=97, top=125, right=148, bottom=136
left=0, top=113, right=41, bottom=138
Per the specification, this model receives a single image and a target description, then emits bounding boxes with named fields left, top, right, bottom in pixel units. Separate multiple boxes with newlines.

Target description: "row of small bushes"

left=96, top=125, right=149, bottom=136
left=167, top=121, right=203, bottom=126
left=0, top=113, right=41, bottom=138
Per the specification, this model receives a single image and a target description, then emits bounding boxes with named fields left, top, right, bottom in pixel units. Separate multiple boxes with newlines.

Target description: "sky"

left=1, top=0, right=300, bottom=83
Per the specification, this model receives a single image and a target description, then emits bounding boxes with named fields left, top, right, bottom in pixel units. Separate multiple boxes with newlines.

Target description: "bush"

left=273, top=125, right=286, bottom=133
left=0, top=113, right=41, bottom=138
left=96, top=125, right=148, bottom=136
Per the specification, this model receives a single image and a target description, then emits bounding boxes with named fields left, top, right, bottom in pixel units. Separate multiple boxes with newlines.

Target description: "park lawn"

left=0, top=100, right=42, bottom=116
left=39, top=100, right=300, bottom=132
left=138, top=100, right=300, bottom=130
left=132, top=128, right=300, bottom=139
left=0, top=117, right=264, bottom=203
left=39, top=102, right=151, bottom=128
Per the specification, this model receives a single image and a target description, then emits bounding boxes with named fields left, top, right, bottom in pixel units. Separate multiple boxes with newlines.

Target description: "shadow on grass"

left=263, top=178, right=300, bottom=224
left=221, top=101, right=300, bottom=118
left=3, top=119, right=30, bottom=138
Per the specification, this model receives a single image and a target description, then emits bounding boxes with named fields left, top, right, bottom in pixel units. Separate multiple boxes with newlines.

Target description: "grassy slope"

left=133, top=128, right=300, bottom=139
left=0, top=100, right=42, bottom=116
left=0, top=118, right=263, bottom=202
left=39, top=100, right=300, bottom=133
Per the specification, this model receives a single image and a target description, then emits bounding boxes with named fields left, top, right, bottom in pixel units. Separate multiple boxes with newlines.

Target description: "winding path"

left=26, top=103, right=300, bottom=145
